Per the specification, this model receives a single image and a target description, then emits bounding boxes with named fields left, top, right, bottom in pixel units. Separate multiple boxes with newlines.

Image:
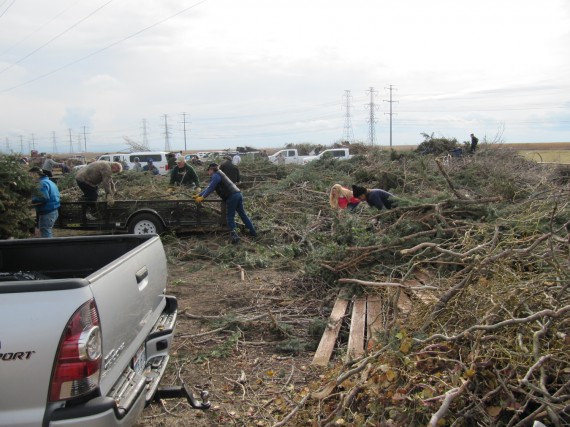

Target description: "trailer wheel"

left=128, top=213, right=164, bottom=235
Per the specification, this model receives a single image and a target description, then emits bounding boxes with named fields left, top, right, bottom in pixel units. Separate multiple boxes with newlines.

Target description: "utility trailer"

left=56, top=199, right=227, bottom=234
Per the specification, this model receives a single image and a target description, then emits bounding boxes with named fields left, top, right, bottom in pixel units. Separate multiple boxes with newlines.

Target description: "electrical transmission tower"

left=180, top=112, right=191, bottom=151
left=383, top=85, right=398, bottom=149
left=82, top=126, right=88, bottom=152
left=141, top=119, right=150, bottom=150
left=68, top=129, right=74, bottom=154
left=366, top=87, right=379, bottom=146
left=342, top=90, right=354, bottom=143
left=163, top=115, right=171, bottom=152
left=52, top=131, right=58, bottom=153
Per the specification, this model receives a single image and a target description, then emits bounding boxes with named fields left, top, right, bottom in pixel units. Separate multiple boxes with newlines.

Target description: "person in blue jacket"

left=29, top=166, right=61, bottom=237
left=194, top=163, right=256, bottom=243
left=352, top=184, right=396, bottom=210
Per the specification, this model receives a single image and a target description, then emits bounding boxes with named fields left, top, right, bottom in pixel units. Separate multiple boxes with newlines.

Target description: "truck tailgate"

left=0, top=286, right=93, bottom=427
left=87, top=236, right=168, bottom=395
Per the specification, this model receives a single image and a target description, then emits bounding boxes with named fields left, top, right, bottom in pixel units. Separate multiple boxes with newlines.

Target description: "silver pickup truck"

left=0, top=234, right=208, bottom=427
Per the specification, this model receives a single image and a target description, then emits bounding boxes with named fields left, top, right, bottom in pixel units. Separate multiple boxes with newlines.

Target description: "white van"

left=97, top=151, right=169, bottom=175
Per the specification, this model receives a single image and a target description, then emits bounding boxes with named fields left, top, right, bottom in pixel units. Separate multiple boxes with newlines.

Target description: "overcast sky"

left=1, top=0, right=569, bottom=154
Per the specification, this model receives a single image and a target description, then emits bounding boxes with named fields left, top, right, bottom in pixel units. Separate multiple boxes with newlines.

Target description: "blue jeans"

left=38, top=209, right=59, bottom=238
left=225, top=192, right=256, bottom=236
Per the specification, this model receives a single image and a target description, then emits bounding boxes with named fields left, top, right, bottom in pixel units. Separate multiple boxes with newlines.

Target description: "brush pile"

left=233, top=144, right=570, bottom=426
left=3, top=143, right=569, bottom=425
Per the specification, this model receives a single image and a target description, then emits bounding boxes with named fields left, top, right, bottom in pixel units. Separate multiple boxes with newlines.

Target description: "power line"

left=0, top=0, right=115, bottom=76
left=0, top=0, right=83, bottom=58
left=0, top=0, right=16, bottom=19
left=0, top=0, right=210, bottom=93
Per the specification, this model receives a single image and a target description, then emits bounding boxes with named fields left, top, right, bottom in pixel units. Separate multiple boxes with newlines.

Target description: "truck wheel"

left=128, top=213, right=164, bottom=235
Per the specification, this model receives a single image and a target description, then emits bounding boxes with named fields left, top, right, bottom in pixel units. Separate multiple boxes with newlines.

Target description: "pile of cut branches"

left=233, top=145, right=570, bottom=426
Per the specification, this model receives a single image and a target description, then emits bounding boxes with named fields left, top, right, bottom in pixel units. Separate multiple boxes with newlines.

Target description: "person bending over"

left=352, top=184, right=396, bottom=210
left=194, top=163, right=256, bottom=244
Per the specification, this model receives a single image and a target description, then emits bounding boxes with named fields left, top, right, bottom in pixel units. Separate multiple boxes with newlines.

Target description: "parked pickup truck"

left=268, top=149, right=305, bottom=165
left=0, top=234, right=209, bottom=427
left=302, top=148, right=352, bottom=164
left=268, top=148, right=352, bottom=165
left=56, top=199, right=226, bottom=234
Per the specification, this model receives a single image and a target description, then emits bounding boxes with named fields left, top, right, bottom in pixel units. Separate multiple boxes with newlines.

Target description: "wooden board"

left=346, top=298, right=366, bottom=362
left=405, top=279, right=438, bottom=304
left=395, top=291, right=413, bottom=315
left=366, top=296, right=382, bottom=339
left=312, top=297, right=349, bottom=366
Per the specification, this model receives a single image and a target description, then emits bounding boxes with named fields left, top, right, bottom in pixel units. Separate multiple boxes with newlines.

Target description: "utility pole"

left=52, top=131, right=58, bottom=153
left=77, top=133, right=82, bottom=153
left=68, top=128, right=74, bottom=154
left=383, top=85, right=398, bottom=149
left=180, top=112, right=190, bottom=152
left=342, top=90, right=354, bottom=143
left=366, top=87, right=379, bottom=146
left=82, top=126, right=88, bottom=152
left=141, top=119, right=150, bottom=150
left=31, top=133, right=35, bottom=150
left=163, top=114, right=171, bottom=152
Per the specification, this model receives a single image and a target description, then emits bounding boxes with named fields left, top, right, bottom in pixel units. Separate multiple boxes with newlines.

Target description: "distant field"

left=392, top=142, right=570, bottom=164
left=519, top=150, right=570, bottom=164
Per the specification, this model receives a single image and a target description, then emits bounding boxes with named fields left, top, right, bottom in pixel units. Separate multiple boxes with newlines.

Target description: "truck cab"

left=268, top=149, right=302, bottom=165
left=303, top=148, right=352, bottom=164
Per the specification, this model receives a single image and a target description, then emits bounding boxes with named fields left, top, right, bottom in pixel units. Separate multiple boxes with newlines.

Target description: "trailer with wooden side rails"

left=55, top=198, right=227, bottom=234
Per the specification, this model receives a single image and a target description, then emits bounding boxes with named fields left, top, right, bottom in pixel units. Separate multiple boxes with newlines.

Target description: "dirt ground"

left=136, top=235, right=324, bottom=427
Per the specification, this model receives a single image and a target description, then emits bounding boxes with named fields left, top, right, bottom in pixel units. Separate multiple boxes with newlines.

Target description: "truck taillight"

left=49, top=299, right=102, bottom=402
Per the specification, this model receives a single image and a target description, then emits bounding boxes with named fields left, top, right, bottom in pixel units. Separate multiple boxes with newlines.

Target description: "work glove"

left=107, top=195, right=115, bottom=207
left=196, top=187, right=201, bottom=192
left=194, top=196, right=204, bottom=204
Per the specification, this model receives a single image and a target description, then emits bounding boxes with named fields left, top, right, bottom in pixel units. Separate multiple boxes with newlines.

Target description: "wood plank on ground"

left=396, top=290, right=413, bottom=315
left=346, top=298, right=366, bottom=362
left=366, top=296, right=383, bottom=350
left=405, top=279, right=438, bottom=304
left=312, top=297, right=349, bottom=366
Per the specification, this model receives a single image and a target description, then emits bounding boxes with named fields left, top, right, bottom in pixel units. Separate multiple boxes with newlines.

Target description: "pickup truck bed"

left=0, top=235, right=178, bottom=427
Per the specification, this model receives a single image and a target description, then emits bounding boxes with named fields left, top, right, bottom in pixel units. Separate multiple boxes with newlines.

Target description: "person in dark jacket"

left=219, top=156, right=240, bottom=184
left=470, top=133, right=479, bottom=153
left=29, top=166, right=60, bottom=237
left=352, top=185, right=396, bottom=210
left=194, top=163, right=256, bottom=243
left=167, top=152, right=177, bottom=173
left=170, top=156, right=200, bottom=188
left=142, top=159, right=159, bottom=175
